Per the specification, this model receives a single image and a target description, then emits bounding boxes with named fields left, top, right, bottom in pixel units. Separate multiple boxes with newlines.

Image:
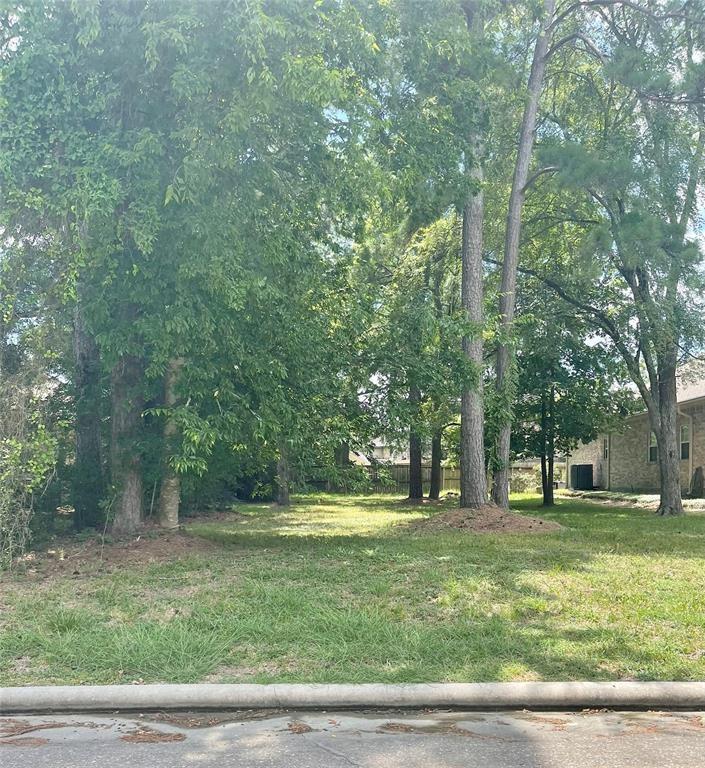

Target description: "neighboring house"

left=348, top=450, right=371, bottom=467
left=370, top=437, right=422, bottom=464
left=567, top=378, right=705, bottom=493
left=370, top=437, right=404, bottom=463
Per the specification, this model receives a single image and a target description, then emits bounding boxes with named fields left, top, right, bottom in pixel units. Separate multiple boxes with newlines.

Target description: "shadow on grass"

left=4, top=493, right=705, bottom=686
left=189, top=492, right=705, bottom=561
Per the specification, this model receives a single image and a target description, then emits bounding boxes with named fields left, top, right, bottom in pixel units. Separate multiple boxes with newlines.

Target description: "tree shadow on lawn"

left=508, top=497, right=705, bottom=559
left=194, top=512, right=705, bottom=565
left=201, top=575, right=690, bottom=684
left=417, top=613, right=695, bottom=683
left=5, top=527, right=700, bottom=686
left=186, top=503, right=705, bottom=680
left=193, top=493, right=705, bottom=560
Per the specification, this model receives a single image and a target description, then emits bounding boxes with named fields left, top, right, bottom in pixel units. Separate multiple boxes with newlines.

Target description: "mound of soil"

left=10, top=527, right=217, bottom=580
left=412, top=504, right=563, bottom=534
left=397, top=497, right=444, bottom=506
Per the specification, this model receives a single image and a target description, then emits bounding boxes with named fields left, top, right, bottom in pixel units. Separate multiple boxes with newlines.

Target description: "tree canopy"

left=0, top=0, right=703, bottom=560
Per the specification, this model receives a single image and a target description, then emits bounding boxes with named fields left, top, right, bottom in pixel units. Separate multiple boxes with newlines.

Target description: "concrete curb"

left=3, top=682, right=705, bottom=714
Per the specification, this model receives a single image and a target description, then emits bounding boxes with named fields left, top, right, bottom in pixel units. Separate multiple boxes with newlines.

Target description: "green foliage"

left=367, top=214, right=473, bottom=447
left=0, top=381, right=57, bottom=569
left=511, top=305, right=635, bottom=462
left=0, top=0, right=703, bottom=535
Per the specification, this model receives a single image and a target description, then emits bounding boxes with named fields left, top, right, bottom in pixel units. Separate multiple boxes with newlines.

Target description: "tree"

left=365, top=0, right=488, bottom=502
left=527, top=0, right=705, bottom=514
left=512, top=300, right=633, bottom=506
left=491, top=0, right=557, bottom=509
left=368, top=215, right=469, bottom=500
left=1, top=0, right=385, bottom=529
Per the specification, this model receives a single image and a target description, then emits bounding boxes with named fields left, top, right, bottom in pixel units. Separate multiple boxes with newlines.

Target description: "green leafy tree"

left=527, top=1, right=705, bottom=514
left=512, top=298, right=634, bottom=506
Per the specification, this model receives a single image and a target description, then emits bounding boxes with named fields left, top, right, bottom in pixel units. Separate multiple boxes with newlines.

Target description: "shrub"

left=0, top=382, right=56, bottom=569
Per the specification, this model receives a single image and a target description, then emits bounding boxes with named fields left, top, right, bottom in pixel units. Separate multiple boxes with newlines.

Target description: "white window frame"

left=648, top=432, right=658, bottom=463
left=680, top=424, right=691, bottom=461
left=603, top=437, right=609, bottom=460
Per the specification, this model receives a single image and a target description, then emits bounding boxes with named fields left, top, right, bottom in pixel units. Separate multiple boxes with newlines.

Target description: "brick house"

left=567, top=380, right=705, bottom=493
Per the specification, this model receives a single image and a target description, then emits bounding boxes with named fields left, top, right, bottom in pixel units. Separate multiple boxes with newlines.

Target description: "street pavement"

left=2, top=709, right=705, bottom=767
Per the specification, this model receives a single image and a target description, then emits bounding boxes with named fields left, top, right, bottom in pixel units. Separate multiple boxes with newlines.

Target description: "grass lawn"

left=1, top=493, right=705, bottom=686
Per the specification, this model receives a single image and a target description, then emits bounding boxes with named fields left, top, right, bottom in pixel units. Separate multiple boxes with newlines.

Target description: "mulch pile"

left=411, top=504, right=563, bottom=534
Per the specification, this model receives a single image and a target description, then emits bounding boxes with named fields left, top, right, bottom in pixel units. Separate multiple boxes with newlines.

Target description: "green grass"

left=2, top=492, right=705, bottom=686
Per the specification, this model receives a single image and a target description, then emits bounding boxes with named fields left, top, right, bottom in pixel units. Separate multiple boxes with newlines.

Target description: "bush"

left=0, top=382, right=56, bottom=569
left=509, top=471, right=534, bottom=494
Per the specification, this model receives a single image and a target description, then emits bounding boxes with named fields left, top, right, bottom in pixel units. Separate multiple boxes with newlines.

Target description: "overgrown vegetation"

left=0, top=0, right=703, bottom=566
left=0, top=377, right=56, bottom=569
left=2, top=494, right=705, bottom=685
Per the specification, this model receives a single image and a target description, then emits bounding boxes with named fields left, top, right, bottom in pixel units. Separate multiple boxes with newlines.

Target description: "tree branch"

left=545, top=33, right=605, bottom=61
left=483, top=254, right=658, bottom=417
left=522, top=166, right=560, bottom=193
left=550, top=0, right=690, bottom=32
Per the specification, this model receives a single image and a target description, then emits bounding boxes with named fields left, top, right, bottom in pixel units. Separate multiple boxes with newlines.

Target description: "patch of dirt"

left=379, top=722, right=415, bottom=732
left=287, top=721, right=314, bottom=734
left=410, top=504, right=563, bottom=534
left=8, top=527, right=217, bottom=580
left=8, top=656, right=35, bottom=675
left=686, top=715, right=705, bottom=731
left=521, top=714, right=570, bottom=731
left=377, top=721, right=511, bottom=741
left=0, top=719, right=108, bottom=740
left=0, top=736, right=50, bottom=747
left=398, top=497, right=444, bottom=506
left=142, top=710, right=295, bottom=729
left=0, top=719, right=70, bottom=737
left=625, top=721, right=662, bottom=735
left=120, top=726, right=186, bottom=743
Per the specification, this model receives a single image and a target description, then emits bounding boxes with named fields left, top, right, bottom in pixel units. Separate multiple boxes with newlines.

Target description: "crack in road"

left=308, top=737, right=363, bottom=766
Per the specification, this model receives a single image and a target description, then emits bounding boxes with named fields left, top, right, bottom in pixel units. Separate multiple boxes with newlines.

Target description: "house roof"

left=623, top=369, right=705, bottom=422
left=677, top=375, right=705, bottom=404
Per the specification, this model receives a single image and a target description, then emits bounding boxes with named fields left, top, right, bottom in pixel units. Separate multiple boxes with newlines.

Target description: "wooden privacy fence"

left=368, top=464, right=460, bottom=493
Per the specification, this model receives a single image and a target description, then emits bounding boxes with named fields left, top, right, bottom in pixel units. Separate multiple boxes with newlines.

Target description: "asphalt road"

left=2, top=709, right=705, bottom=767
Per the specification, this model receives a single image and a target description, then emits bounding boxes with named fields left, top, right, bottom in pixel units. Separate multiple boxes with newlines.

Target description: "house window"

left=603, top=437, right=609, bottom=460
left=681, top=424, right=691, bottom=461
left=648, top=432, right=658, bottom=463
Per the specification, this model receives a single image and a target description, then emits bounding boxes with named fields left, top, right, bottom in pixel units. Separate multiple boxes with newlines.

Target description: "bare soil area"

left=8, top=527, right=216, bottom=580
left=411, top=504, right=563, bottom=534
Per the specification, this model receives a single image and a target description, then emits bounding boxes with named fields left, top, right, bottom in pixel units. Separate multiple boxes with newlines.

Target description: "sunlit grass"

left=2, top=492, right=705, bottom=686
left=190, top=493, right=427, bottom=541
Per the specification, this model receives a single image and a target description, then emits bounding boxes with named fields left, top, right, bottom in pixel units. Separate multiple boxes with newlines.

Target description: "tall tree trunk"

left=459, top=2, right=488, bottom=510
left=545, top=383, right=556, bottom=506
left=408, top=385, right=423, bottom=500
left=540, top=391, right=549, bottom=504
left=110, top=354, right=144, bottom=535
left=330, top=440, right=350, bottom=491
left=409, top=430, right=423, bottom=500
left=540, top=453, right=549, bottom=504
left=491, top=0, right=556, bottom=509
left=72, top=302, right=105, bottom=530
left=460, top=164, right=488, bottom=509
left=655, top=360, right=683, bottom=515
left=157, top=358, right=184, bottom=529
left=429, top=430, right=442, bottom=500
left=546, top=453, right=555, bottom=506
left=334, top=441, right=350, bottom=468
left=276, top=441, right=290, bottom=506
